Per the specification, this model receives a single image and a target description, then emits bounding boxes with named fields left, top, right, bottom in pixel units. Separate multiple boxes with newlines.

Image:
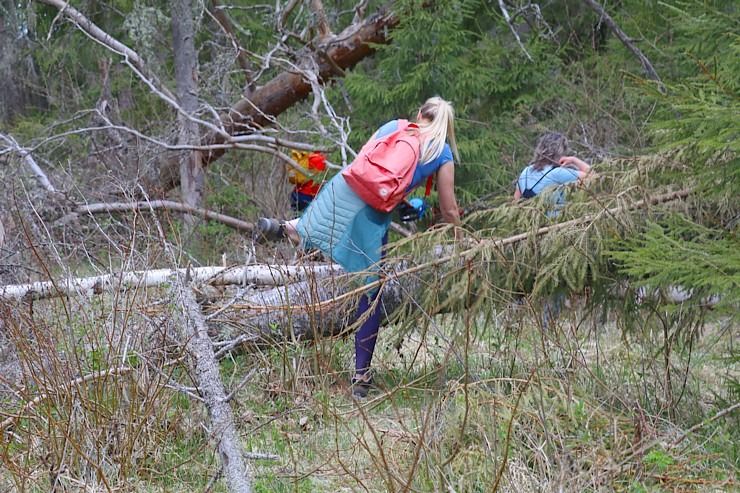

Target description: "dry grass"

left=0, top=279, right=737, bottom=492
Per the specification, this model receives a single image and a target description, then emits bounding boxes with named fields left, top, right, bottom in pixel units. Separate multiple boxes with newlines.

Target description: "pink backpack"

left=342, top=120, right=421, bottom=212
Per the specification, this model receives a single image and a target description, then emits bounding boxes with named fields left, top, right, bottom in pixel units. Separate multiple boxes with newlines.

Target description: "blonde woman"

left=256, top=96, right=462, bottom=398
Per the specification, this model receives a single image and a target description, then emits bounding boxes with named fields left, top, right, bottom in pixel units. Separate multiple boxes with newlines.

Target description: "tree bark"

left=171, top=0, right=205, bottom=240
left=0, top=264, right=343, bottom=301
left=171, top=276, right=253, bottom=492
left=144, top=3, right=399, bottom=193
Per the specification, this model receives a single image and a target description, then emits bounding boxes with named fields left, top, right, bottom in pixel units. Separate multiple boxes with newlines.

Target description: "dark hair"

left=532, top=132, right=569, bottom=171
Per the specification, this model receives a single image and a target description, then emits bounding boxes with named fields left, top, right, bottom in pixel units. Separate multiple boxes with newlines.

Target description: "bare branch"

left=582, top=0, right=666, bottom=92
left=0, top=367, right=133, bottom=431
left=76, top=200, right=255, bottom=232
left=32, top=0, right=175, bottom=100
left=497, top=0, right=534, bottom=61
left=352, top=0, right=370, bottom=23
left=209, top=0, right=254, bottom=82
left=309, top=0, right=333, bottom=41
left=203, top=3, right=398, bottom=166
left=0, top=132, right=56, bottom=192
left=672, top=401, right=740, bottom=448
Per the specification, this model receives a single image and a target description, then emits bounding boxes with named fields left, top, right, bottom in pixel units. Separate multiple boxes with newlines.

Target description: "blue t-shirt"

left=517, top=164, right=580, bottom=204
left=375, top=120, right=454, bottom=192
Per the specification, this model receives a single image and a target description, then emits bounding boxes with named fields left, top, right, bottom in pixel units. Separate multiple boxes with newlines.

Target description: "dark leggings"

left=354, top=232, right=388, bottom=376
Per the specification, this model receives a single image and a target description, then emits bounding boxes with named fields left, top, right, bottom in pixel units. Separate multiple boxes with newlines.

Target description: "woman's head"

left=532, top=132, right=569, bottom=170
left=416, top=96, right=460, bottom=165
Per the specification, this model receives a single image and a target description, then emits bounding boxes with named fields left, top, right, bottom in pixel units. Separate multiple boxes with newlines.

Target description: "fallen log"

left=4, top=189, right=711, bottom=345
left=205, top=265, right=418, bottom=344
left=148, top=3, right=401, bottom=194
left=0, top=264, right=342, bottom=301
left=170, top=276, right=254, bottom=492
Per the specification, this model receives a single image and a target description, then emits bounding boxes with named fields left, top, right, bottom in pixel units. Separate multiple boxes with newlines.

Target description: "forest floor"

left=1, top=297, right=737, bottom=492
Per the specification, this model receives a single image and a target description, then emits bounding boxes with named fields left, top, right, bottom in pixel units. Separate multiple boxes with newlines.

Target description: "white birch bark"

left=0, top=264, right=343, bottom=301
left=0, top=132, right=56, bottom=192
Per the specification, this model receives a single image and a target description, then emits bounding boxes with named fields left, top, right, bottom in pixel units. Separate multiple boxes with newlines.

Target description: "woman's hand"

left=513, top=185, right=522, bottom=202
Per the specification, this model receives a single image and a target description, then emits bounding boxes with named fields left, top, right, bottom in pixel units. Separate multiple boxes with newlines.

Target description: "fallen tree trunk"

left=205, top=267, right=416, bottom=345
left=147, top=3, right=400, bottom=193
left=4, top=189, right=708, bottom=344
left=209, top=189, right=709, bottom=343
left=0, top=264, right=342, bottom=301
left=171, top=276, right=254, bottom=492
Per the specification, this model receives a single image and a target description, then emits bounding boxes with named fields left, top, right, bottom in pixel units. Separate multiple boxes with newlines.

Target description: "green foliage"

left=3, top=0, right=739, bottom=488
left=607, top=215, right=739, bottom=313
left=341, top=0, right=579, bottom=199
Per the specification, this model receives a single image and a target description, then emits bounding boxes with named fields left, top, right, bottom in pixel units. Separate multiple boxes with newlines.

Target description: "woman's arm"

left=513, top=184, right=522, bottom=202
left=436, top=161, right=461, bottom=226
left=558, top=156, right=591, bottom=179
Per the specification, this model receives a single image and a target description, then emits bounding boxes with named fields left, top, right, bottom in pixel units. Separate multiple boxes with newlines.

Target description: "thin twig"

left=0, top=367, right=133, bottom=431
left=671, top=401, right=740, bottom=448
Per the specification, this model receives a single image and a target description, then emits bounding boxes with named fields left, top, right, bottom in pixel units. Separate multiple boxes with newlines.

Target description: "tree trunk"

left=0, top=0, right=23, bottom=123
left=171, top=0, right=205, bottom=241
left=143, top=3, right=399, bottom=193
left=207, top=273, right=412, bottom=344
left=0, top=264, right=343, bottom=301
left=171, top=276, right=253, bottom=492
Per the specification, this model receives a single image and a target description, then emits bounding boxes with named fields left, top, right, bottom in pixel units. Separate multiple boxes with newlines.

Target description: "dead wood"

left=583, top=0, right=666, bottom=92
left=2, top=189, right=703, bottom=345
left=0, top=264, right=342, bottom=301
left=75, top=200, right=255, bottom=232
left=148, top=3, right=399, bottom=193
left=171, top=274, right=253, bottom=492
left=209, top=188, right=701, bottom=343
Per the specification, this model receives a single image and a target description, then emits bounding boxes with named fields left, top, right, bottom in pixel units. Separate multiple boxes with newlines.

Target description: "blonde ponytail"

left=416, top=96, right=460, bottom=165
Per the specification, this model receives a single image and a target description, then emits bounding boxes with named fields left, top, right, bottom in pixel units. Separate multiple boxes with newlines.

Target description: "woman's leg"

left=354, top=290, right=382, bottom=379
left=353, top=231, right=388, bottom=382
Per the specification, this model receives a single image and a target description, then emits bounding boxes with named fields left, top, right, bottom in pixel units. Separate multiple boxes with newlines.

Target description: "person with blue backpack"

left=513, top=132, right=592, bottom=205
left=255, top=96, right=462, bottom=398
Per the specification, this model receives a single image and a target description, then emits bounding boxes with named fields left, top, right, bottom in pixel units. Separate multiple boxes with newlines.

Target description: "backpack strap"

left=424, top=174, right=434, bottom=196
left=523, top=166, right=556, bottom=197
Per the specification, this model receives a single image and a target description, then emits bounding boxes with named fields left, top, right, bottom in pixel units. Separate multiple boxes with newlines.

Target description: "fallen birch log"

left=4, top=188, right=710, bottom=345
left=0, top=264, right=343, bottom=301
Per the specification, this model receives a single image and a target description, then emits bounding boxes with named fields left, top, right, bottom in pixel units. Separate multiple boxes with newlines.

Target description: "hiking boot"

left=254, top=218, right=286, bottom=243
left=350, top=374, right=374, bottom=399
